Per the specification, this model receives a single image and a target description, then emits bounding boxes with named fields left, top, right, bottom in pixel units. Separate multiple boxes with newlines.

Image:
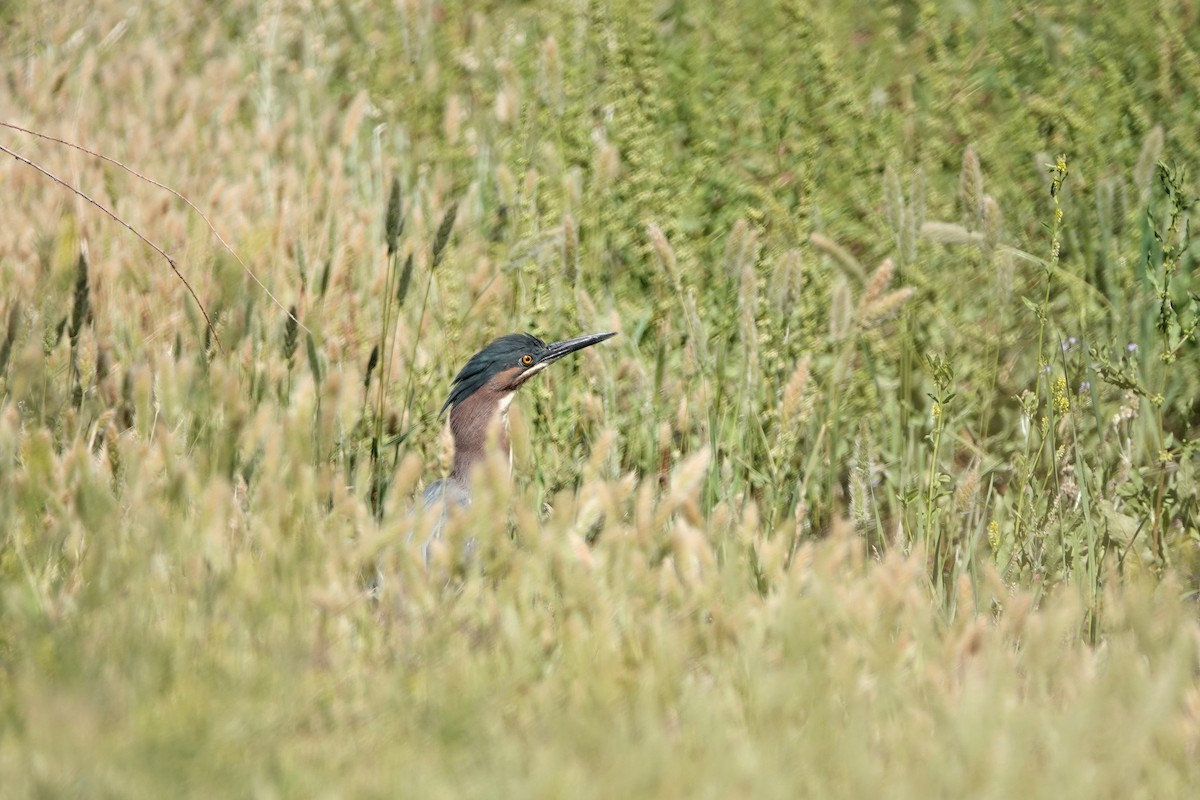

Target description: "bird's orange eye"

left=521, top=354, right=534, bottom=366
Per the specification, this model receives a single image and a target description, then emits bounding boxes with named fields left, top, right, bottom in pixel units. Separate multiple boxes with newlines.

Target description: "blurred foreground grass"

left=1, top=0, right=1199, bottom=795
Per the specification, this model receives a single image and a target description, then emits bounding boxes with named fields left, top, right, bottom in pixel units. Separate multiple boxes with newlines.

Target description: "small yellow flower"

left=1053, top=376, right=1069, bottom=415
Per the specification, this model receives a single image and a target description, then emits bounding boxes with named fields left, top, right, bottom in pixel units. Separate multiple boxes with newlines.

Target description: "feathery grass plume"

left=882, top=164, right=911, bottom=266
left=45, top=316, right=66, bottom=354
left=857, top=257, right=893, bottom=318
left=95, top=345, right=110, bottom=387
left=735, top=221, right=761, bottom=283
left=431, top=201, right=458, bottom=269
left=1096, top=177, right=1116, bottom=242
left=282, top=304, right=299, bottom=365
left=305, top=331, right=322, bottom=387
left=849, top=433, right=870, bottom=534
left=656, top=421, right=673, bottom=488
left=364, top=344, right=379, bottom=390
left=1134, top=124, right=1164, bottom=203
left=908, top=166, right=926, bottom=264
left=67, top=246, right=92, bottom=408
left=1112, top=174, right=1130, bottom=238
left=339, top=90, right=369, bottom=148
left=829, top=277, right=853, bottom=340
left=920, top=221, right=984, bottom=246
left=884, top=164, right=904, bottom=240
left=540, top=35, right=563, bottom=112
left=769, top=248, right=803, bottom=312
left=959, top=145, right=984, bottom=229
left=670, top=520, right=715, bottom=585
left=370, top=179, right=409, bottom=510
left=0, top=302, right=20, bottom=376
left=809, top=232, right=866, bottom=283
left=982, top=195, right=1003, bottom=258
left=884, top=165, right=925, bottom=268
left=594, top=141, right=620, bottom=191
left=954, top=460, right=980, bottom=513
left=317, top=257, right=333, bottom=298
left=648, top=221, right=711, bottom=360
left=683, top=293, right=711, bottom=366
left=788, top=499, right=810, bottom=565
left=724, top=218, right=749, bottom=279
left=647, top=222, right=679, bottom=284
left=493, top=60, right=520, bottom=126
left=443, top=93, right=462, bottom=144
left=395, top=252, right=414, bottom=304
left=562, top=213, right=578, bottom=285
left=736, top=222, right=761, bottom=362
left=653, top=446, right=711, bottom=532
left=495, top=163, right=517, bottom=208
left=860, top=287, right=912, bottom=333
left=68, top=247, right=91, bottom=350
left=391, top=198, right=458, bottom=491
left=0, top=123, right=271, bottom=351
left=384, top=176, right=404, bottom=256
left=295, top=240, right=308, bottom=288
left=563, top=165, right=584, bottom=212
left=780, top=355, right=811, bottom=426
left=673, top=394, right=692, bottom=442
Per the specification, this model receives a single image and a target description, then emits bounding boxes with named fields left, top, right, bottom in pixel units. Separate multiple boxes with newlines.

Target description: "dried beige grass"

left=1134, top=124, right=1164, bottom=202
left=859, top=287, right=914, bottom=328
left=959, top=145, right=983, bottom=228
left=921, top=221, right=985, bottom=246
left=810, top=232, right=866, bottom=283
left=858, top=257, right=894, bottom=314
left=780, top=355, right=811, bottom=426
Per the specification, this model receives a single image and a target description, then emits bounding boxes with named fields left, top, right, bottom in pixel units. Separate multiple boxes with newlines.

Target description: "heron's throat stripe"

left=497, top=392, right=516, bottom=417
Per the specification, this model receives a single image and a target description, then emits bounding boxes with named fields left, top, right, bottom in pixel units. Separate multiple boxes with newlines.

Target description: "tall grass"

left=1, top=0, right=1198, bottom=795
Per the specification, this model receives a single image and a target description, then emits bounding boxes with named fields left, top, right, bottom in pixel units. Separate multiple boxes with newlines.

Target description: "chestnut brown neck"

left=448, top=368, right=522, bottom=482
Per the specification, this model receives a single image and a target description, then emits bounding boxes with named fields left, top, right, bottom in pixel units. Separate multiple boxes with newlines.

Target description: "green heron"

left=420, top=330, right=616, bottom=560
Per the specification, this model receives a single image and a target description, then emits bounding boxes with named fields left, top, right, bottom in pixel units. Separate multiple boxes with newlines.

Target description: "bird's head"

left=439, top=331, right=616, bottom=418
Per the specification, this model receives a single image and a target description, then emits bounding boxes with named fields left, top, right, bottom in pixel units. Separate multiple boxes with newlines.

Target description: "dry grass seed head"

left=858, top=257, right=894, bottom=313
left=860, top=287, right=914, bottom=328
left=809, top=232, right=866, bottom=283
left=780, top=355, right=811, bottom=425
left=647, top=222, right=678, bottom=284
left=769, top=248, right=803, bottom=311
left=829, top=277, right=853, bottom=340
left=1134, top=124, right=1164, bottom=202
left=959, top=145, right=983, bottom=227
left=982, top=195, right=1003, bottom=253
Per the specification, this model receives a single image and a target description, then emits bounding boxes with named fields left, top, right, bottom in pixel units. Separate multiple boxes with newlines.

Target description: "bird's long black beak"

left=542, top=331, right=617, bottom=365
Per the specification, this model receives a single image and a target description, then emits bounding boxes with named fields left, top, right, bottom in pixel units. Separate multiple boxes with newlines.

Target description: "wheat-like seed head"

left=859, top=287, right=914, bottom=328
left=780, top=355, right=811, bottom=426
left=959, top=145, right=983, bottom=228
left=810, top=232, right=866, bottom=283
left=982, top=195, right=1003, bottom=254
left=920, top=221, right=984, bottom=246
left=562, top=213, right=578, bottom=284
left=954, top=461, right=980, bottom=513
left=769, top=248, right=803, bottom=311
left=647, top=222, right=679, bottom=284
left=858, top=257, right=894, bottom=314
left=829, top=278, right=853, bottom=340
left=1134, top=124, right=1164, bottom=202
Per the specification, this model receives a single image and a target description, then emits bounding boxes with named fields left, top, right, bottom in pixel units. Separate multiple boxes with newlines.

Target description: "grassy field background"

left=2, top=0, right=1199, bottom=795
